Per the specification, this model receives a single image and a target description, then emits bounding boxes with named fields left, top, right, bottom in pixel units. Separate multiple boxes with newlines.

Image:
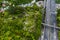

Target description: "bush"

left=0, top=4, right=42, bottom=40
left=57, top=9, right=60, bottom=40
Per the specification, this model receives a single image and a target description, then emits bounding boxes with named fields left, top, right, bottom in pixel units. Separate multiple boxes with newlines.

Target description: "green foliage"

left=8, top=6, right=25, bottom=15
left=0, top=4, right=42, bottom=40
left=0, top=0, right=32, bottom=5
left=57, top=9, right=60, bottom=40
left=11, top=0, right=32, bottom=5
left=57, top=9, right=60, bottom=27
left=56, top=0, right=60, bottom=4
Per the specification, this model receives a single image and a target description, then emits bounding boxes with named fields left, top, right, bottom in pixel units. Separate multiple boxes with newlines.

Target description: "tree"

left=0, top=0, right=32, bottom=5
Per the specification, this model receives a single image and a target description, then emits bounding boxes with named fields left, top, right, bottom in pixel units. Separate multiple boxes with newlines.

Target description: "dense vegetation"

left=56, top=0, right=60, bottom=4
left=0, top=0, right=60, bottom=40
left=0, top=4, right=42, bottom=40
left=0, top=0, right=32, bottom=5
left=57, top=9, right=60, bottom=27
left=57, top=9, right=60, bottom=40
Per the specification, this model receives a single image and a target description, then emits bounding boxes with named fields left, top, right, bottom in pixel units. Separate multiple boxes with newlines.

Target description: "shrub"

left=0, top=4, right=42, bottom=40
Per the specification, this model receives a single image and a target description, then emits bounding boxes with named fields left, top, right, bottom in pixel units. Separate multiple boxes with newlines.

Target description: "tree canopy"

left=0, top=0, right=32, bottom=5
